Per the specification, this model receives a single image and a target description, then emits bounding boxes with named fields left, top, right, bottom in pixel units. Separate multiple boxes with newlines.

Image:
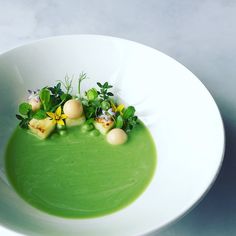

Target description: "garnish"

left=28, top=89, right=40, bottom=101
left=77, top=72, right=88, bottom=97
left=46, top=106, right=67, bottom=126
left=96, top=82, right=114, bottom=100
left=16, top=73, right=139, bottom=144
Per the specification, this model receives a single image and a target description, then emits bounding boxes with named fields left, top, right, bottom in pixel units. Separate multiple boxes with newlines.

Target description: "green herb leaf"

left=115, top=115, right=124, bottom=128
left=97, top=81, right=114, bottom=102
left=19, top=102, right=32, bottom=115
left=33, top=110, right=47, bottom=120
left=97, top=82, right=102, bottom=88
left=123, top=106, right=135, bottom=119
left=16, top=114, right=23, bottom=120
left=40, top=88, right=51, bottom=111
left=124, top=116, right=139, bottom=132
left=107, top=92, right=114, bottom=96
left=85, top=106, right=96, bottom=118
left=19, top=119, right=30, bottom=129
left=48, top=82, right=63, bottom=97
left=86, top=88, right=98, bottom=101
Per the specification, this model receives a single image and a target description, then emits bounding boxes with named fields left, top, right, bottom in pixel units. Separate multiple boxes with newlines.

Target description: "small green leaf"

left=19, top=118, right=30, bottom=129
left=86, top=88, right=98, bottom=101
left=123, top=106, right=135, bottom=119
left=33, top=110, right=47, bottom=120
left=85, top=106, right=96, bottom=118
left=56, top=83, right=61, bottom=90
left=19, top=103, right=32, bottom=115
left=40, top=88, right=51, bottom=110
left=40, top=88, right=50, bottom=102
left=104, top=82, right=108, bottom=87
left=97, top=82, right=102, bottom=88
left=107, top=92, right=114, bottom=96
left=115, top=115, right=124, bottom=128
left=16, top=114, right=23, bottom=120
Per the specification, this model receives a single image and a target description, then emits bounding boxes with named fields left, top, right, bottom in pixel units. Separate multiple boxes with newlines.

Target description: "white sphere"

left=63, top=99, right=83, bottom=119
left=29, top=98, right=41, bottom=111
left=106, top=128, right=128, bottom=145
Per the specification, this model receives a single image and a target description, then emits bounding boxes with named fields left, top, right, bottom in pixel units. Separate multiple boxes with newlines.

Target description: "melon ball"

left=106, top=128, right=128, bottom=145
left=63, top=99, right=83, bottom=119
left=29, top=98, right=41, bottom=111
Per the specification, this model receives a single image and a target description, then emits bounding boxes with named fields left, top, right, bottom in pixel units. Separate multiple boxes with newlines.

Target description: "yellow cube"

left=65, top=115, right=85, bottom=127
left=29, top=117, right=56, bottom=139
left=94, top=118, right=114, bottom=135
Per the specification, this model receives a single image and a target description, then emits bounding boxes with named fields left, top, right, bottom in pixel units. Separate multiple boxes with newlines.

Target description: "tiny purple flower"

left=28, top=89, right=40, bottom=102
left=107, top=108, right=115, bottom=116
left=98, top=110, right=112, bottom=121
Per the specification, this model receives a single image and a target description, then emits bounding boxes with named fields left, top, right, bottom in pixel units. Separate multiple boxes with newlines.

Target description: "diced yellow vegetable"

left=28, top=117, right=56, bottom=139
left=94, top=118, right=114, bottom=135
left=65, top=115, right=85, bottom=127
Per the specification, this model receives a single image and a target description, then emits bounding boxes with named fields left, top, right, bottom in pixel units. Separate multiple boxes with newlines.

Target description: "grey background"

left=0, top=0, right=235, bottom=235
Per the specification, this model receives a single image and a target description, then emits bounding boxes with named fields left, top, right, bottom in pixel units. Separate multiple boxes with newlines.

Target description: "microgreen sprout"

left=59, top=75, right=73, bottom=94
left=78, top=72, right=87, bottom=97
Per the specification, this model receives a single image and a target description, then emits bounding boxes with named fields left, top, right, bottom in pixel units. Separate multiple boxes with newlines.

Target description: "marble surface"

left=0, top=0, right=235, bottom=235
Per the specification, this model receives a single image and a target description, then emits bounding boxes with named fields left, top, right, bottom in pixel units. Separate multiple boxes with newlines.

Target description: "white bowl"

left=0, top=35, right=225, bottom=236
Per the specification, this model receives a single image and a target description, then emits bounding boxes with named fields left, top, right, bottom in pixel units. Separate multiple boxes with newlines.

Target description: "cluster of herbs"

left=16, top=103, right=35, bottom=129
left=16, top=72, right=139, bottom=133
left=116, top=106, right=138, bottom=133
left=81, top=81, right=113, bottom=119
left=16, top=76, right=73, bottom=129
left=81, top=80, right=139, bottom=132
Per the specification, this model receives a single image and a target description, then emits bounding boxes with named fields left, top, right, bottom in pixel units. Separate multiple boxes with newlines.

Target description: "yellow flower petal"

left=46, top=112, right=55, bottom=119
left=57, top=119, right=65, bottom=126
left=116, top=104, right=125, bottom=112
left=55, top=106, right=62, bottom=116
left=61, top=114, right=67, bottom=120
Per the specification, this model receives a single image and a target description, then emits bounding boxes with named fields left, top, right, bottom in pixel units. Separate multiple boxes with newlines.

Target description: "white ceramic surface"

left=0, top=35, right=224, bottom=236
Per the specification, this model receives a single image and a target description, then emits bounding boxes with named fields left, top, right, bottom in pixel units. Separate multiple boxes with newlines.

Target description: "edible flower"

left=111, top=101, right=125, bottom=115
left=46, top=106, right=67, bottom=125
left=99, top=110, right=112, bottom=121
left=28, top=89, right=40, bottom=102
left=107, top=108, right=115, bottom=116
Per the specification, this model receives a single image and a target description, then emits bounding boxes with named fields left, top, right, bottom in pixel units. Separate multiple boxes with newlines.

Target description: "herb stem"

left=78, top=72, right=87, bottom=97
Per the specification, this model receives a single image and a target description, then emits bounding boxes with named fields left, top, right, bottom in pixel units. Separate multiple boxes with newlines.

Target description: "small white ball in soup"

left=28, top=98, right=41, bottom=111
left=106, top=128, right=128, bottom=145
left=63, top=99, right=83, bottom=119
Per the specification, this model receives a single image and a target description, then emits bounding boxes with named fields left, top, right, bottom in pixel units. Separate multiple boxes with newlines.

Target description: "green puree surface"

left=5, top=123, right=157, bottom=218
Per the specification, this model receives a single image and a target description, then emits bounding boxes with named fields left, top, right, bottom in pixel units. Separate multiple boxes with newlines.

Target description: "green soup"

left=5, top=123, right=156, bottom=218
